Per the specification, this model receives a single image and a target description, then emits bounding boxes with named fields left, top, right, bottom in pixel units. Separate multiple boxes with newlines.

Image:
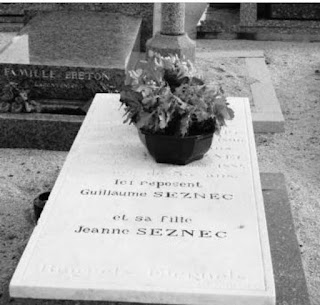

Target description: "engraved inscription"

left=4, top=67, right=55, bottom=79
left=74, top=177, right=237, bottom=240
left=65, top=71, right=109, bottom=81
left=39, top=264, right=260, bottom=290
left=34, top=81, right=80, bottom=89
left=3, top=67, right=110, bottom=81
left=73, top=225, right=228, bottom=239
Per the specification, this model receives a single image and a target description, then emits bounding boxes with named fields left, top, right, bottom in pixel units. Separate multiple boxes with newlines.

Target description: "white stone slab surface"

left=10, top=94, right=275, bottom=305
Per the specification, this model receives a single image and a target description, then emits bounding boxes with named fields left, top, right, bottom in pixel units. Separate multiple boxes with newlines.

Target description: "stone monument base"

left=146, top=32, right=196, bottom=62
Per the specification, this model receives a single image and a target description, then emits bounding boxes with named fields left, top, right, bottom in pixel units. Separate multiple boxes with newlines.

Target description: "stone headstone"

left=0, top=3, right=153, bottom=51
left=0, top=11, right=141, bottom=101
left=10, top=94, right=275, bottom=304
left=269, top=4, right=320, bottom=20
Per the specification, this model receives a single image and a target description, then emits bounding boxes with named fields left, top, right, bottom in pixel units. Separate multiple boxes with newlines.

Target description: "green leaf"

left=135, top=111, right=154, bottom=129
left=25, top=101, right=33, bottom=113
left=158, top=111, right=167, bottom=129
left=227, top=106, right=235, bottom=120
left=120, top=88, right=142, bottom=105
left=127, top=69, right=143, bottom=86
left=11, top=101, right=23, bottom=113
left=120, top=52, right=234, bottom=136
left=194, top=108, right=209, bottom=122
left=19, top=90, right=28, bottom=101
left=190, top=76, right=204, bottom=86
left=179, top=114, right=190, bottom=137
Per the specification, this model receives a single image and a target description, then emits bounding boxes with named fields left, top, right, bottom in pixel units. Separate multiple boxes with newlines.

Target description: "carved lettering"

left=34, top=81, right=79, bottom=89
left=78, top=71, right=85, bottom=80
left=71, top=71, right=77, bottom=79
left=136, top=228, right=228, bottom=239
left=4, top=67, right=11, bottom=76
left=74, top=225, right=129, bottom=235
left=3, top=68, right=56, bottom=79
left=63, top=71, right=109, bottom=81
left=19, top=69, right=29, bottom=77
left=2, top=67, right=109, bottom=82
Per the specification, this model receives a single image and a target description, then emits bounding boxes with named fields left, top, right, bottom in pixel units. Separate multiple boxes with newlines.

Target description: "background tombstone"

left=0, top=11, right=141, bottom=102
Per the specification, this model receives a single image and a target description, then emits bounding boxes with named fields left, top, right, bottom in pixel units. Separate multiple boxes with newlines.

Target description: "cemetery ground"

left=0, top=33, right=320, bottom=305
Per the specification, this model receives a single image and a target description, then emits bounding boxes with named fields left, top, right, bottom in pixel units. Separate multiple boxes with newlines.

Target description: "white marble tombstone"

left=10, top=94, right=275, bottom=305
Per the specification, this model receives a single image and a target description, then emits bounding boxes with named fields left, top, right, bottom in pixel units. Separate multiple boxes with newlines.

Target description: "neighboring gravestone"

left=10, top=94, right=275, bottom=305
left=0, top=3, right=153, bottom=51
left=269, top=3, right=320, bottom=20
left=0, top=11, right=141, bottom=101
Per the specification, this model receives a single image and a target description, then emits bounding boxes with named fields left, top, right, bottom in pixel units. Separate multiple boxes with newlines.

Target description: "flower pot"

left=141, top=131, right=214, bottom=165
left=33, top=191, right=50, bottom=222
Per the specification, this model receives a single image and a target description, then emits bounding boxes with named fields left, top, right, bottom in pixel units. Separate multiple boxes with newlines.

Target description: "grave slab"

left=261, top=173, right=311, bottom=305
left=0, top=11, right=141, bottom=100
left=0, top=112, right=84, bottom=151
left=196, top=51, right=285, bottom=133
left=10, top=94, right=275, bottom=305
left=6, top=174, right=310, bottom=305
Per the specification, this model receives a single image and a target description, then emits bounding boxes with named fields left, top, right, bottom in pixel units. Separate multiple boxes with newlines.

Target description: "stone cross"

left=146, top=3, right=196, bottom=62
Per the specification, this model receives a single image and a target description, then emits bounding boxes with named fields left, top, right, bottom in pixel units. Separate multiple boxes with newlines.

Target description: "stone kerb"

left=196, top=50, right=285, bottom=133
left=0, top=112, right=84, bottom=150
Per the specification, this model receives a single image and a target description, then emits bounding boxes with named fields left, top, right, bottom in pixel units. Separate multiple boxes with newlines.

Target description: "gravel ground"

left=201, top=39, right=320, bottom=305
left=0, top=34, right=320, bottom=305
left=196, top=56, right=254, bottom=106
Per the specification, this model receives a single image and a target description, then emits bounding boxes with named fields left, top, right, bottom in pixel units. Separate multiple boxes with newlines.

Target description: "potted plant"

left=119, top=53, right=234, bottom=165
left=0, top=82, right=40, bottom=113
